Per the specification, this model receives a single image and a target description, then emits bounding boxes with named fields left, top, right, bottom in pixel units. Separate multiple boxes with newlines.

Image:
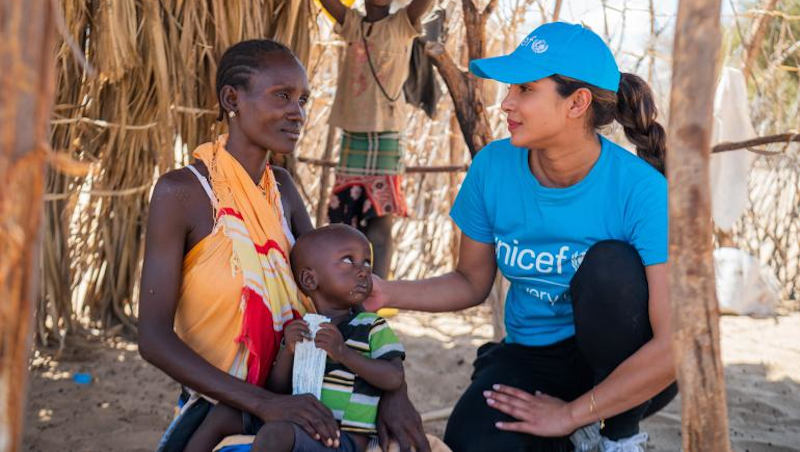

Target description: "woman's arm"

left=377, top=382, right=431, bottom=452
left=265, top=347, right=294, bottom=394
left=366, top=234, right=497, bottom=452
left=265, top=320, right=310, bottom=394
left=339, top=354, right=404, bottom=392
left=567, top=263, right=674, bottom=425
left=273, top=166, right=313, bottom=237
left=138, top=175, right=339, bottom=443
left=317, top=0, right=347, bottom=25
left=486, top=263, right=675, bottom=436
left=407, top=0, right=434, bottom=25
left=365, top=233, right=498, bottom=312
left=315, top=323, right=404, bottom=391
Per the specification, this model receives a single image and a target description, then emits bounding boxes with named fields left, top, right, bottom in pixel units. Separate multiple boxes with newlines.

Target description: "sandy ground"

left=23, top=310, right=800, bottom=451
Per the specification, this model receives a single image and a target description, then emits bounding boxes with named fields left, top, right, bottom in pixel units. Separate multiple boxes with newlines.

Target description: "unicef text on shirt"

left=494, top=238, right=586, bottom=273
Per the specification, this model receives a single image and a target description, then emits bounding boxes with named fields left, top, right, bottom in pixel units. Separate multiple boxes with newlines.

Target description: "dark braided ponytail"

left=615, top=73, right=666, bottom=174
left=215, top=39, right=295, bottom=121
left=551, top=73, right=666, bottom=174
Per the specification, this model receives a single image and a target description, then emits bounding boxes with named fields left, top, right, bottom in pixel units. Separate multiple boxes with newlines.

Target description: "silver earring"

left=228, top=110, right=237, bottom=119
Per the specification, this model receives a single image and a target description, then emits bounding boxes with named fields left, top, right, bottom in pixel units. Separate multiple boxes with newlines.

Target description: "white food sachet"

left=292, top=313, right=330, bottom=399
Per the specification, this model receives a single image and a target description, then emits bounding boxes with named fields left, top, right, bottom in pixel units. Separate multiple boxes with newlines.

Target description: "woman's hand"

left=283, top=319, right=310, bottom=353
left=255, top=393, right=341, bottom=448
left=362, top=274, right=388, bottom=312
left=484, top=384, right=578, bottom=437
left=377, top=384, right=431, bottom=452
left=314, top=323, right=347, bottom=361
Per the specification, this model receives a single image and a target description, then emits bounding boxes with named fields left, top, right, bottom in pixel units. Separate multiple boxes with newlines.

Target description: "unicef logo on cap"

left=531, top=39, right=549, bottom=53
left=520, top=35, right=549, bottom=54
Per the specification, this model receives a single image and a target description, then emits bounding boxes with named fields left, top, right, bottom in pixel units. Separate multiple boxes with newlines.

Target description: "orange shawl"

left=175, top=135, right=313, bottom=386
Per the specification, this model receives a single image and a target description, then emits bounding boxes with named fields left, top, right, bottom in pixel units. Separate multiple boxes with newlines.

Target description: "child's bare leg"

left=347, top=432, right=370, bottom=452
left=365, top=214, right=393, bottom=279
left=184, top=403, right=243, bottom=452
left=250, top=422, right=295, bottom=452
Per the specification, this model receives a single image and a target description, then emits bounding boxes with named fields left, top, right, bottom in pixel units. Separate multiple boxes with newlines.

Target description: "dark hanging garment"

left=403, top=10, right=445, bottom=118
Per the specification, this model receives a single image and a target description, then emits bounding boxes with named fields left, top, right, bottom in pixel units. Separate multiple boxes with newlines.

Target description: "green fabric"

left=319, top=312, right=405, bottom=434
left=337, top=131, right=404, bottom=175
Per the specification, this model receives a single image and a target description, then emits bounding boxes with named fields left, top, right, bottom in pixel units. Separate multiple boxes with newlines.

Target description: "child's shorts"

left=290, top=423, right=365, bottom=452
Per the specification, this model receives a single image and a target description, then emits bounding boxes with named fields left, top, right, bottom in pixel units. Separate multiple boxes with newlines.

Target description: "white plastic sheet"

left=292, top=313, right=330, bottom=399
left=714, top=247, right=779, bottom=316
left=710, top=67, right=757, bottom=230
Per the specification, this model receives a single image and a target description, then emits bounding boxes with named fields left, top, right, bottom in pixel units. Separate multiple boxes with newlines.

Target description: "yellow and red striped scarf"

left=194, top=135, right=314, bottom=386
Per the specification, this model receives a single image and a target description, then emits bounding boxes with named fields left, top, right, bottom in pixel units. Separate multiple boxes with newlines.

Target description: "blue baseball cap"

left=469, top=22, right=620, bottom=92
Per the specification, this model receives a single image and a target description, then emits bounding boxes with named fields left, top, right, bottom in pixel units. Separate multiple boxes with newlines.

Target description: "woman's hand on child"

left=484, top=384, right=578, bottom=437
left=362, top=274, right=388, bottom=312
left=284, top=320, right=310, bottom=353
left=314, top=323, right=347, bottom=361
left=255, top=393, right=341, bottom=448
left=378, top=384, right=431, bottom=452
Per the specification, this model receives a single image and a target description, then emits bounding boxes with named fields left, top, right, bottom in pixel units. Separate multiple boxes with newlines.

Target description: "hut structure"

left=2, top=0, right=799, bottom=451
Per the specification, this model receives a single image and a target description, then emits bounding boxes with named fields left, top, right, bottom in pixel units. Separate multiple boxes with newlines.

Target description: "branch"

left=296, top=156, right=468, bottom=173
left=426, top=41, right=492, bottom=156
left=712, top=132, right=800, bottom=153
left=743, top=0, right=779, bottom=80
left=746, top=8, right=800, bottom=21
left=462, top=0, right=477, bottom=15
left=483, top=0, right=498, bottom=17
left=552, top=0, right=563, bottom=21
left=50, top=117, right=158, bottom=130
left=425, top=41, right=468, bottom=88
left=533, top=0, right=547, bottom=22
left=51, top=0, right=95, bottom=77
left=462, top=0, right=481, bottom=61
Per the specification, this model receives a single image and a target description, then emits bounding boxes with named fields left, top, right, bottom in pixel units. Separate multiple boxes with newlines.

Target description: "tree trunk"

left=0, top=1, right=57, bottom=451
left=425, top=0, right=496, bottom=157
left=666, top=1, right=732, bottom=451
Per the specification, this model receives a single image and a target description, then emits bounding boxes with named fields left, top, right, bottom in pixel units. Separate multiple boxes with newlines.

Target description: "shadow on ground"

left=23, top=313, right=800, bottom=452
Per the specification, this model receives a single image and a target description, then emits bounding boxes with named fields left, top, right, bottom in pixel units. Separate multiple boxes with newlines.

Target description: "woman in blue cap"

left=365, top=22, right=677, bottom=451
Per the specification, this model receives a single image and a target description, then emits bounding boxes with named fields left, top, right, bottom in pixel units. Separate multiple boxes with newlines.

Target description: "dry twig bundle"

left=41, top=0, right=314, bottom=346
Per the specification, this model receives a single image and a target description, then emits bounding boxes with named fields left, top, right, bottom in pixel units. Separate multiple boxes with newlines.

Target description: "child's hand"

left=283, top=320, right=310, bottom=354
left=314, top=323, right=347, bottom=362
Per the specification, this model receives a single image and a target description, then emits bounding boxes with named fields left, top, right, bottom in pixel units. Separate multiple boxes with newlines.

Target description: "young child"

left=184, top=224, right=405, bottom=452
left=318, top=0, right=433, bottom=279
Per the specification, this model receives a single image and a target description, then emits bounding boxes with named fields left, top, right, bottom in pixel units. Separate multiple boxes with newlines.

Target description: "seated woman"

left=365, top=22, right=678, bottom=452
left=138, top=39, right=431, bottom=452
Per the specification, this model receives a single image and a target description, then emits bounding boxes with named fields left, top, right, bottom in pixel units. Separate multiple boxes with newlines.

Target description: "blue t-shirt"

left=451, top=136, right=667, bottom=346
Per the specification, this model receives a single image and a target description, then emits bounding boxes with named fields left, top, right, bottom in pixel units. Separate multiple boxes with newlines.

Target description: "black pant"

left=443, top=240, right=678, bottom=452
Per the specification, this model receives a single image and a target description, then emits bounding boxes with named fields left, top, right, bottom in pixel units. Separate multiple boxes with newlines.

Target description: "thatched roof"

left=42, top=0, right=316, bottom=343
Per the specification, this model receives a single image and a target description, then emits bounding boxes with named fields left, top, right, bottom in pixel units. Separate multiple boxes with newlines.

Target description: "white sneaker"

left=570, top=422, right=603, bottom=451
left=599, top=432, right=649, bottom=452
